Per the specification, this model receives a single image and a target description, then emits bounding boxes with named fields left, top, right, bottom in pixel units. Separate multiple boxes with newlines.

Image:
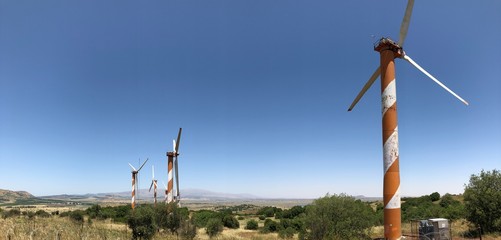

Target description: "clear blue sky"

left=1, top=1, right=500, bottom=198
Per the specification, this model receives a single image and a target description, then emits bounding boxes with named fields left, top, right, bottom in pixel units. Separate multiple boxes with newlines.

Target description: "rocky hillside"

left=0, top=189, right=34, bottom=203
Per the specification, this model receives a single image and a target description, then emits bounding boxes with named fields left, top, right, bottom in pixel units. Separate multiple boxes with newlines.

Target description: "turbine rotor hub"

left=374, top=38, right=405, bottom=58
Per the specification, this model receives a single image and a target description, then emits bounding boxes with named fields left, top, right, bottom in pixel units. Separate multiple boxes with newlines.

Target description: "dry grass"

left=2, top=213, right=500, bottom=240
left=0, top=216, right=130, bottom=240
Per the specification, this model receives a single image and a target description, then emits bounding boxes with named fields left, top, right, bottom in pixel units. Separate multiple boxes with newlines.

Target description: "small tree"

left=279, top=227, right=295, bottom=239
left=245, top=219, right=258, bottom=230
left=69, top=210, right=84, bottom=224
left=430, top=192, right=441, bottom=202
left=464, top=169, right=501, bottom=233
left=222, top=215, right=240, bottom=229
left=303, top=194, right=375, bottom=240
left=262, top=219, right=280, bottom=233
left=179, top=218, right=197, bottom=240
left=35, top=209, right=51, bottom=218
left=205, top=218, right=223, bottom=238
left=128, top=206, right=156, bottom=240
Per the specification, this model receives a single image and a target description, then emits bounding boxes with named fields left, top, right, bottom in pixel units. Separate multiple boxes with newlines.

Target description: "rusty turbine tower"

left=166, top=128, right=182, bottom=204
left=128, top=158, right=148, bottom=210
left=348, top=0, right=468, bottom=239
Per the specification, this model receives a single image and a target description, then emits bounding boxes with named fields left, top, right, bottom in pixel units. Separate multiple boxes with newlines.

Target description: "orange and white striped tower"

left=131, top=172, right=137, bottom=209
left=153, top=180, right=158, bottom=206
left=166, top=152, right=174, bottom=203
left=375, top=38, right=403, bottom=240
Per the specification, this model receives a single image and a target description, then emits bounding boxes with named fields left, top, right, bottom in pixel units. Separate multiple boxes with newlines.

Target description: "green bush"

left=430, top=192, right=441, bottom=202
left=154, top=203, right=187, bottom=234
left=179, top=218, right=197, bottom=240
left=280, top=218, right=303, bottom=232
left=278, top=227, right=295, bottom=239
left=127, top=206, right=156, bottom=240
left=205, top=218, right=223, bottom=238
left=245, top=219, right=259, bottom=230
left=258, top=215, right=266, bottom=220
left=237, top=216, right=244, bottom=220
left=69, top=210, right=84, bottom=223
left=281, top=206, right=305, bottom=219
left=35, top=209, right=51, bottom=218
left=262, top=219, right=280, bottom=233
left=464, top=169, right=501, bottom=233
left=222, top=215, right=240, bottom=229
left=303, top=194, right=375, bottom=240
left=192, top=210, right=219, bottom=228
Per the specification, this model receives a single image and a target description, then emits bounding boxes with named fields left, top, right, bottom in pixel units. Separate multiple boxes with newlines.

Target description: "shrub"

left=2, top=209, right=21, bottom=218
left=192, top=210, right=219, bottom=228
left=303, top=194, right=375, bottom=240
left=127, top=206, right=156, bottom=240
left=237, top=216, right=244, bottom=220
left=154, top=203, right=187, bottom=234
left=205, top=218, right=223, bottom=238
left=179, top=218, right=197, bottom=240
left=281, top=206, right=305, bottom=219
left=278, top=227, right=295, bottom=239
left=246, top=219, right=259, bottom=230
left=35, top=209, right=51, bottom=218
left=464, top=169, right=501, bottom=233
left=262, top=219, right=280, bottom=233
left=258, top=215, right=266, bottom=220
left=430, top=192, right=441, bottom=202
left=69, top=210, right=85, bottom=223
left=222, top=215, right=240, bottom=229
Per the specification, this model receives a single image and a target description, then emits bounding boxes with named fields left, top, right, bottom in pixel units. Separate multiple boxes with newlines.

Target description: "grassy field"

left=3, top=213, right=500, bottom=240
left=2, top=201, right=501, bottom=240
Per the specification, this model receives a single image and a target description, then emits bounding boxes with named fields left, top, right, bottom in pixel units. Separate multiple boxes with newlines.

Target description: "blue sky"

left=1, top=1, right=500, bottom=199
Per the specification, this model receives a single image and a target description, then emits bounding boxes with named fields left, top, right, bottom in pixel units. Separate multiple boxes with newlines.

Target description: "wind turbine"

left=128, top=158, right=148, bottom=210
left=347, top=0, right=468, bottom=239
left=149, top=165, right=158, bottom=206
left=166, top=128, right=182, bottom=204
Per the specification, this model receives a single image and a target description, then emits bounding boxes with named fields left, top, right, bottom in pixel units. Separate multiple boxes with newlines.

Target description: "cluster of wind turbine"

left=128, top=158, right=149, bottom=210
left=166, top=128, right=182, bottom=204
left=348, top=0, right=468, bottom=239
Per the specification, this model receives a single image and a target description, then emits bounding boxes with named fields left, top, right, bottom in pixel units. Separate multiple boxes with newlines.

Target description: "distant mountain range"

left=0, top=189, right=35, bottom=203
left=39, top=188, right=261, bottom=201
left=2, top=188, right=381, bottom=203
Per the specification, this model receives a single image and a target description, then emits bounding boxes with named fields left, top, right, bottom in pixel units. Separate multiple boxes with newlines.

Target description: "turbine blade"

left=152, top=165, right=155, bottom=180
left=175, top=156, right=180, bottom=200
left=128, top=163, right=137, bottom=172
left=398, top=0, right=415, bottom=47
left=348, top=67, right=381, bottom=111
left=173, top=140, right=176, bottom=153
left=162, top=181, right=167, bottom=190
left=403, top=55, right=469, bottom=105
left=149, top=181, right=154, bottom=192
left=175, top=128, right=182, bottom=153
left=137, top=158, right=149, bottom=172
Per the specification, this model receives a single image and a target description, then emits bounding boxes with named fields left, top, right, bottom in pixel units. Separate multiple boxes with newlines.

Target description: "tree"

left=464, top=169, right=501, bottom=233
left=192, top=210, right=219, bottom=228
left=154, top=203, right=187, bottom=234
left=222, top=215, right=240, bottom=229
left=245, top=219, right=258, bottom=230
left=179, top=218, right=197, bottom=240
left=430, top=192, right=441, bottom=202
left=128, top=206, right=156, bottom=240
left=279, top=227, right=295, bottom=239
left=302, top=194, right=376, bottom=240
left=262, top=218, right=280, bottom=233
left=205, top=218, right=223, bottom=238
left=69, top=210, right=85, bottom=224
